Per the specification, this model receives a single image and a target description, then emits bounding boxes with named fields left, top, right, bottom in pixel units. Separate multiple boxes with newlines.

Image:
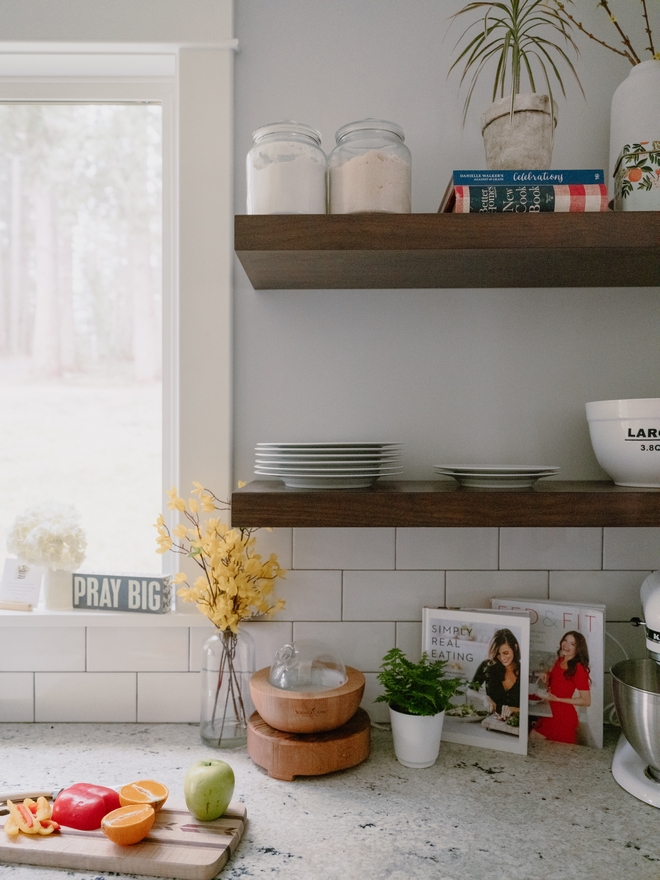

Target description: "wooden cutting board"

left=0, top=800, right=246, bottom=880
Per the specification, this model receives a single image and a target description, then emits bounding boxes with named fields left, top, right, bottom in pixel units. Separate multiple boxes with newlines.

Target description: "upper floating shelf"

left=234, top=212, right=660, bottom=290
left=231, top=480, right=660, bottom=529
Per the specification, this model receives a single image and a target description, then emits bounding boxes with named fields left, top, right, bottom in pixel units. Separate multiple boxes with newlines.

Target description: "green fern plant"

left=375, top=648, right=464, bottom=716
left=448, top=0, right=584, bottom=125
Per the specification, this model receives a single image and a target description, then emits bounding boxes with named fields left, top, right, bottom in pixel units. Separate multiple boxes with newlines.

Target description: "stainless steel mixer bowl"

left=612, top=658, right=660, bottom=781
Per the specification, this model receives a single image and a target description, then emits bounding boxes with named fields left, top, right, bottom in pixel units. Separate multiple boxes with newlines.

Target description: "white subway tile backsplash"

left=446, top=570, right=549, bottom=609
left=396, top=621, right=421, bottom=661
left=137, top=672, right=200, bottom=722
left=293, top=621, right=394, bottom=672
left=35, top=673, right=136, bottom=722
left=603, top=528, right=660, bottom=570
left=549, top=570, right=651, bottom=621
left=293, top=528, right=395, bottom=570
left=0, top=673, right=33, bottom=722
left=396, top=528, right=498, bottom=570
left=362, top=672, right=389, bottom=723
left=500, top=528, right=602, bottom=570
left=251, top=527, right=293, bottom=569
left=189, top=621, right=294, bottom=672
left=0, top=627, right=85, bottom=672
left=343, top=571, right=444, bottom=621
left=276, top=570, right=342, bottom=620
left=241, top=620, right=294, bottom=669
left=606, top=621, right=646, bottom=670
left=87, top=626, right=189, bottom=672
left=189, top=623, right=216, bottom=669
left=7, top=522, right=656, bottom=724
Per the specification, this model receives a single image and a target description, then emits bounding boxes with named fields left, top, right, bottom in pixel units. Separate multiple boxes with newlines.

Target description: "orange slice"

left=101, top=804, right=155, bottom=846
left=118, top=779, right=169, bottom=812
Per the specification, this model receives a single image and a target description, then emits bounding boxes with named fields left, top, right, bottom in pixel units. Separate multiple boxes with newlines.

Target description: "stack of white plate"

left=255, top=442, right=403, bottom=489
left=434, top=464, right=560, bottom=489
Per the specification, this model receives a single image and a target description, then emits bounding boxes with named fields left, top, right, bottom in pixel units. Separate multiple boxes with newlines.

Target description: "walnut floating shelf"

left=235, top=212, right=660, bottom=290
left=231, top=480, right=660, bottom=529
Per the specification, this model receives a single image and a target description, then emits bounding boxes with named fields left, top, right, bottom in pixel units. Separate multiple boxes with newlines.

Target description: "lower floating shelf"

left=231, top=480, right=660, bottom=528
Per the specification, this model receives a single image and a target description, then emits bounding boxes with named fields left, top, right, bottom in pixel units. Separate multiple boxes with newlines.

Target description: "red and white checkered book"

left=452, top=183, right=609, bottom=213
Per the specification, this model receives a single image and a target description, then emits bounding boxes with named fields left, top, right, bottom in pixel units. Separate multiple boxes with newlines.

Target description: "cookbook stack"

left=254, top=442, right=403, bottom=489
left=439, top=168, right=608, bottom=213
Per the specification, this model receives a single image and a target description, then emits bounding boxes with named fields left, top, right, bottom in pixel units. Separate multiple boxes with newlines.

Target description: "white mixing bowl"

left=586, top=398, right=660, bottom=487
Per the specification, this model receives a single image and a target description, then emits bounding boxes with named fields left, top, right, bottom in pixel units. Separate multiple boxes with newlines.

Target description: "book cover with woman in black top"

left=422, top=607, right=530, bottom=755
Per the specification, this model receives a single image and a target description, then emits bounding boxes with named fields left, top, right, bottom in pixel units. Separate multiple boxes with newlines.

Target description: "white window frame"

left=0, top=11, right=235, bottom=622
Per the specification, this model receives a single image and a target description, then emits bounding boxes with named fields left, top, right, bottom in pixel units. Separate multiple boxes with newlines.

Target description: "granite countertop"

left=0, top=722, right=659, bottom=880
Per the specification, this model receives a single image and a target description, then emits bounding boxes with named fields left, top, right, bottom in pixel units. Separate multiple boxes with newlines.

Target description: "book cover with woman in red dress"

left=530, top=631, right=592, bottom=744
left=491, top=598, right=605, bottom=748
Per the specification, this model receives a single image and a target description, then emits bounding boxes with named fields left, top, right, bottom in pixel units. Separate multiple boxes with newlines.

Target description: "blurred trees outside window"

left=0, top=103, right=163, bottom=573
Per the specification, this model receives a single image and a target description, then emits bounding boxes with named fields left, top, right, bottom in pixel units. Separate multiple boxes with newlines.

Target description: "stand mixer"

left=611, top=571, right=660, bottom=807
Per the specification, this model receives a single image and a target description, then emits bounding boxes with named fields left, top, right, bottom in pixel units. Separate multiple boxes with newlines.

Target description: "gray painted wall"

left=232, top=0, right=658, bottom=484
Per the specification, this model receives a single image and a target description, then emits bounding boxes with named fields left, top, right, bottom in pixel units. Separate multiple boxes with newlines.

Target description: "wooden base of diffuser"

left=247, top=708, right=371, bottom=781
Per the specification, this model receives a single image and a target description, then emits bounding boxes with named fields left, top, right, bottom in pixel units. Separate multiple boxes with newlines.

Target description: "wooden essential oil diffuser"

left=247, top=666, right=370, bottom=780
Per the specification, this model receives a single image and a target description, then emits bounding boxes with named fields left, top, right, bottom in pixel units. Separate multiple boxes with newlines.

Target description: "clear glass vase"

left=200, top=628, right=255, bottom=748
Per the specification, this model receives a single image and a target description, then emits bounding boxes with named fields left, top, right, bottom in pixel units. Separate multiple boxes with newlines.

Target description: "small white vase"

left=43, top=569, right=73, bottom=610
left=389, top=706, right=445, bottom=769
left=481, top=93, right=556, bottom=170
left=609, top=60, right=660, bottom=184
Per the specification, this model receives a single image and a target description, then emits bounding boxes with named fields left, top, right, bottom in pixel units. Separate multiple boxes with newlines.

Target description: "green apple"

left=184, top=759, right=235, bottom=821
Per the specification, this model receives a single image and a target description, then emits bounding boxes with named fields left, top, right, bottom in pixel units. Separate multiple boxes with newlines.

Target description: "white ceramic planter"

left=389, top=706, right=445, bottom=768
left=481, top=93, right=556, bottom=170
left=609, top=60, right=660, bottom=186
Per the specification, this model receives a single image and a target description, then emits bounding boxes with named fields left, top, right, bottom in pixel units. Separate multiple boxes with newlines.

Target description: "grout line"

left=340, top=570, right=344, bottom=621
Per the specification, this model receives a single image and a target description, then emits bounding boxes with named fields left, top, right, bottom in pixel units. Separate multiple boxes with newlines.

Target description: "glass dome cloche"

left=269, top=639, right=348, bottom=692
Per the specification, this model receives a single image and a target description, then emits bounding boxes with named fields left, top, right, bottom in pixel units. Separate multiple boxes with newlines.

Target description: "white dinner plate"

left=274, top=475, right=383, bottom=489
left=255, top=466, right=404, bottom=476
left=435, top=471, right=556, bottom=489
left=255, top=449, right=401, bottom=461
left=257, top=442, right=402, bottom=450
left=255, top=458, right=401, bottom=470
left=435, top=464, right=560, bottom=474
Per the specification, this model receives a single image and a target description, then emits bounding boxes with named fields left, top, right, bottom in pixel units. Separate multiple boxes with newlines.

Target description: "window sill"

left=0, top=608, right=214, bottom=627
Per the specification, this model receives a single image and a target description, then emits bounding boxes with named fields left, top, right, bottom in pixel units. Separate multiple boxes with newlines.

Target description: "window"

left=0, top=101, right=164, bottom=572
left=0, top=29, right=234, bottom=602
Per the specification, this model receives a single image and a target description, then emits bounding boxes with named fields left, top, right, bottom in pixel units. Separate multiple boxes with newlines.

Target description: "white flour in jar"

left=247, top=140, right=327, bottom=214
left=330, top=149, right=411, bottom=213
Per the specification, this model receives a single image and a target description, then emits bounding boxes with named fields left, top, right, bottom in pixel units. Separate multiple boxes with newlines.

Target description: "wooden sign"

left=72, top=573, right=173, bottom=613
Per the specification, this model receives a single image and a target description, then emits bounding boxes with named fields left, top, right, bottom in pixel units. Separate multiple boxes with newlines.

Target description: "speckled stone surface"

left=0, top=722, right=659, bottom=880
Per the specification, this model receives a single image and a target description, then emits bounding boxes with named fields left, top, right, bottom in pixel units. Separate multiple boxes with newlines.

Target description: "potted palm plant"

left=448, top=0, right=583, bottom=169
left=375, top=648, right=463, bottom=768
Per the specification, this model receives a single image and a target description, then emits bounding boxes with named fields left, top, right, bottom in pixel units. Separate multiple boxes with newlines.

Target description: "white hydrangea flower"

left=6, top=502, right=87, bottom=571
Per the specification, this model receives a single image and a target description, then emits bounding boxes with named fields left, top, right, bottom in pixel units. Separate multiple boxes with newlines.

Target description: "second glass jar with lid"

left=246, top=120, right=327, bottom=214
left=329, top=119, right=411, bottom=214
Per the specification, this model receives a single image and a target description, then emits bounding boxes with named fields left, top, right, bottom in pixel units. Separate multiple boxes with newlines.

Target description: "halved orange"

left=118, top=779, right=169, bottom=812
left=101, top=804, right=155, bottom=846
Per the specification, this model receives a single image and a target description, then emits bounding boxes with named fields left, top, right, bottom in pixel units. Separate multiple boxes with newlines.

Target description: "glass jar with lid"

left=329, top=119, right=411, bottom=213
left=246, top=120, right=327, bottom=214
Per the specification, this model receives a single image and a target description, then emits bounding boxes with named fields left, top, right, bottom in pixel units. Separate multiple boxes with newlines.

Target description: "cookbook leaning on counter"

left=0, top=721, right=658, bottom=880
